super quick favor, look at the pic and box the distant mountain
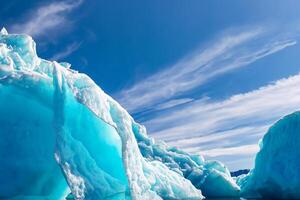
[230,169,250,177]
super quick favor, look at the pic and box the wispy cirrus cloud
[51,41,82,61]
[198,144,259,157]
[143,73,300,170]
[116,27,297,114]
[10,0,82,37]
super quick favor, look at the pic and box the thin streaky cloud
[10,0,82,37]
[167,125,268,150]
[189,144,259,157]
[116,27,297,114]
[153,98,194,111]
[51,42,82,61]
[147,74,300,140]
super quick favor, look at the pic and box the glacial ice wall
[237,112,300,199]
[0,29,239,200]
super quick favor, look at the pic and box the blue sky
[2,0,300,170]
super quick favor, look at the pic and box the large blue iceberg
[237,111,300,199]
[0,29,240,199]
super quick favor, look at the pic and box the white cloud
[197,144,259,157]
[168,125,267,151]
[116,27,297,114]
[10,0,82,37]
[153,98,194,111]
[143,73,300,169]
[51,42,82,61]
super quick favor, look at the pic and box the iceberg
[237,112,300,199]
[0,29,239,199]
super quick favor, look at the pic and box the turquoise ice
[237,112,300,199]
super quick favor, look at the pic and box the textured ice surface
[0,29,239,199]
[135,124,240,198]
[237,112,300,199]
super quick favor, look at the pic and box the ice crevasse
[0,29,240,199]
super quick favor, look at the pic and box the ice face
[53,67,131,200]
[237,112,300,199]
[0,30,239,200]
[0,83,69,199]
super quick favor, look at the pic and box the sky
[2,0,300,170]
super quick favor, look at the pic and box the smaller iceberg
[237,112,300,199]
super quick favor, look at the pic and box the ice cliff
[237,112,300,199]
[0,29,239,199]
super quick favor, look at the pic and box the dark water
[65,196,262,200]
[206,198,262,200]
